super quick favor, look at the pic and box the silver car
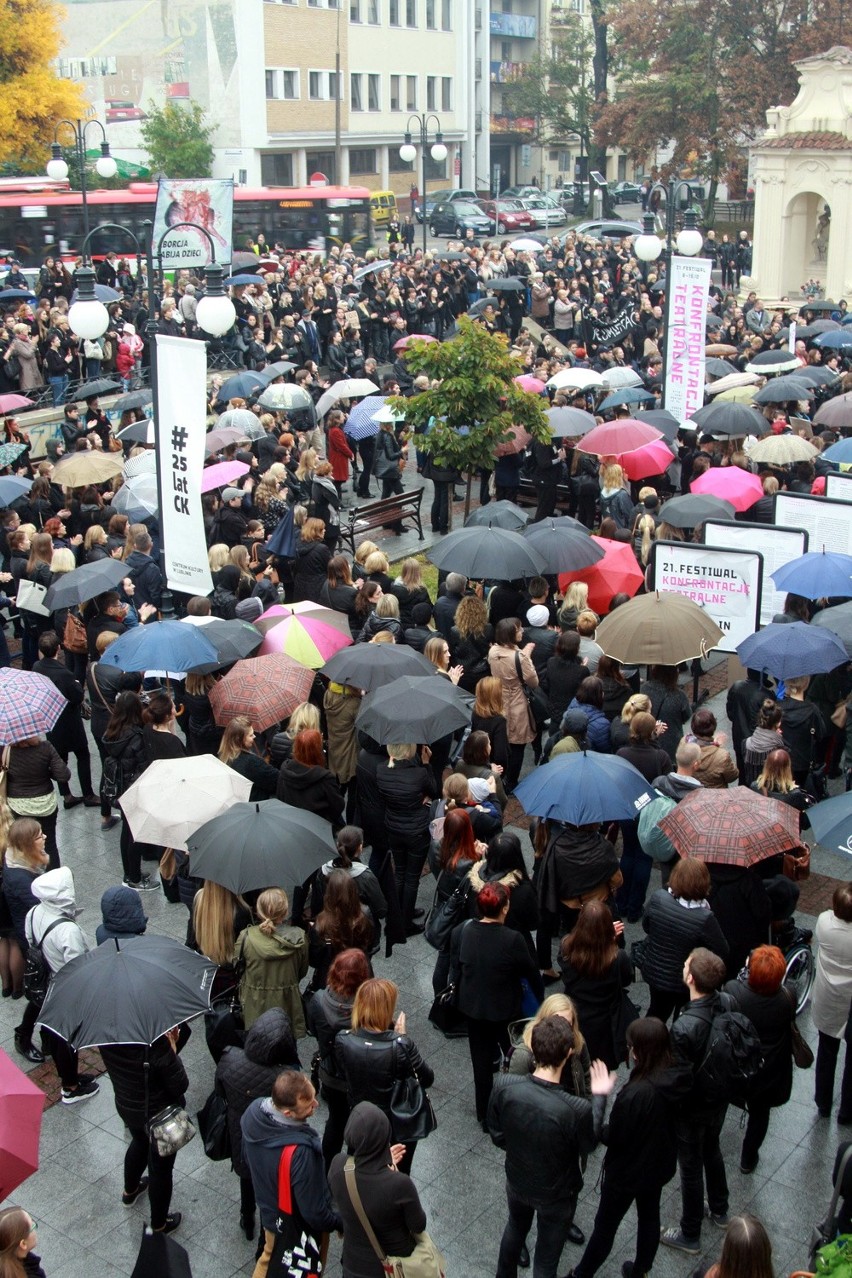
[520,195,568,228]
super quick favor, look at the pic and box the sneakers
[740,1152,760,1174]
[152,1213,181,1235]
[659,1227,700,1255]
[123,1177,149,1206]
[706,1204,730,1228]
[123,875,159,892]
[61,1076,100,1105]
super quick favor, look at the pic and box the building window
[389,0,399,22]
[424,152,446,180]
[389,149,415,172]
[306,150,337,181]
[351,0,361,17]
[426,0,435,25]
[349,148,377,174]
[426,76,436,110]
[350,72,363,109]
[265,70,276,98]
[406,0,416,24]
[266,69,299,99]
[368,73,380,110]
[390,74,400,110]
[441,76,451,110]
[329,70,341,98]
[406,74,417,109]
[501,40,512,60]
[308,0,319,6]
[367,0,379,19]
[261,153,294,185]
[441,0,451,28]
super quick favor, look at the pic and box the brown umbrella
[659,787,804,867]
[54,451,124,488]
[209,652,315,731]
[746,434,818,465]
[705,344,739,356]
[814,391,852,431]
[595,591,724,665]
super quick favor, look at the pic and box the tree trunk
[589,0,609,176]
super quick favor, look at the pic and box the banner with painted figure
[664,255,712,423]
[155,334,213,598]
[152,179,234,268]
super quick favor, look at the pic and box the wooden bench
[517,476,574,511]
[339,486,425,553]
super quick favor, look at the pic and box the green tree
[0,0,88,168]
[391,316,551,525]
[501,16,596,161]
[140,101,214,179]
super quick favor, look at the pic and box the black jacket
[670,991,728,1120]
[639,888,729,992]
[450,919,543,1022]
[95,885,147,944]
[32,656,86,750]
[124,550,163,610]
[102,727,149,796]
[293,540,332,604]
[335,1029,434,1136]
[487,1073,605,1204]
[706,864,772,978]
[241,1099,341,1234]
[227,750,280,802]
[449,624,493,692]
[100,1035,188,1129]
[277,759,345,828]
[543,655,586,724]
[375,759,437,839]
[215,1008,300,1178]
[598,1065,692,1192]
[616,741,673,783]
[560,949,634,1070]
[723,979,792,1107]
[307,985,356,1091]
[780,697,827,775]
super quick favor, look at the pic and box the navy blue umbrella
[514,751,655,824]
[99,620,219,673]
[0,288,37,302]
[216,372,265,403]
[771,551,852,601]
[813,331,852,350]
[736,621,848,681]
[808,792,852,855]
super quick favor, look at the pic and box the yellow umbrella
[54,451,124,488]
[714,385,757,404]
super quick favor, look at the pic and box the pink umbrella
[0,1047,45,1201]
[256,604,352,667]
[617,438,675,481]
[393,334,439,351]
[691,466,763,513]
[0,394,34,414]
[495,423,533,457]
[514,374,547,394]
[200,460,250,493]
[579,419,663,456]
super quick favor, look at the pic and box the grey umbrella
[428,526,546,580]
[188,800,336,894]
[523,521,605,573]
[465,500,530,531]
[546,406,597,436]
[689,402,765,437]
[753,377,814,405]
[489,277,525,291]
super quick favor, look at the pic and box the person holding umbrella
[376,743,438,936]
[218,717,280,802]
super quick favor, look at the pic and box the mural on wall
[56,0,241,152]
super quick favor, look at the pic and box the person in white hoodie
[25,867,100,1105]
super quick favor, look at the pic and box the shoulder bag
[342,1156,446,1278]
[423,873,471,952]
[784,985,815,1069]
[144,1055,196,1158]
[389,1039,437,1144]
[514,652,550,731]
[196,1083,231,1161]
[269,1143,324,1277]
[63,608,89,655]
[16,577,50,617]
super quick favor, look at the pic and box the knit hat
[561,709,589,739]
[468,777,493,803]
[526,605,550,628]
[235,597,263,623]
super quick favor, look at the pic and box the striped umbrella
[344,395,386,440]
[255,603,352,667]
[209,652,316,731]
[0,669,67,745]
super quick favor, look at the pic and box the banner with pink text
[664,255,712,423]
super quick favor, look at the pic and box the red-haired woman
[277,728,345,831]
[722,944,793,1173]
[559,900,634,1070]
[308,947,373,1168]
[450,881,544,1125]
[429,807,485,993]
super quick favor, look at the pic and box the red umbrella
[579,419,662,456]
[616,438,674,481]
[209,652,316,731]
[558,536,644,615]
[514,374,547,394]
[393,334,439,351]
[0,1047,46,1201]
[494,423,533,457]
[659,787,804,867]
[690,466,763,513]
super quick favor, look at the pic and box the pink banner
[664,255,712,424]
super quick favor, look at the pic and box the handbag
[428,983,467,1038]
[196,1086,231,1161]
[784,986,815,1068]
[805,726,829,803]
[270,1143,325,1277]
[783,844,811,882]
[424,875,471,952]
[147,1105,196,1157]
[389,1040,437,1143]
[514,652,549,731]
[16,577,50,617]
[63,608,89,654]
[343,1156,446,1278]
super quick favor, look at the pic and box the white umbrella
[547,368,604,391]
[218,408,265,440]
[602,367,643,389]
[123,451,157,479]
[119,755,253,852]
[510,237,546,252]
[704,372,760,397]
[315,378,380,419]
[372,404,406,423]
[745,434,818,464]
[112,473,158,519]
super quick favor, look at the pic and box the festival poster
[650,542,762,652]
[152,178,234,268]
[664,255,712,422]
[155,334,213,598]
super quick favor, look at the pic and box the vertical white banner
[788,321,797,355]
[664,255,712,423]
[155,335,214,599]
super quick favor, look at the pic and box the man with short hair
[653,740,703,803]
[660,947,730,1255]
[241,1070,341,1278]
[488,1016,614,1278]
[434,572,467,639]
[124,529,163,612]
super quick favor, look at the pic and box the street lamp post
[67,222,235,618]
[399,113,447,257]
[633,180,704,408]
[46,118,117,247]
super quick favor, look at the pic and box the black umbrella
[546,406,597,436]
[689,402,765,438]
[321,643,435,692]
[114,389,153,413]
[43,558,128,610]
[37,936,216,1049]
[70,283,120,304]
[634,409,680,441]
[523,521,605,573]
[753,377,814,405]
[117,418,156,443]
[489,277,525,291]
[186,618,265,673]
[658,493,736,528]
[73,377,123,400]
[356,675,471,745]
[745,350,801,373]
[468,296,500,316]
[796,367,841,387]
[436,250,470,261]
[187,799,336,894]
[427,526,546,580]
[0,288,37,302]
[257,360,297,380]
[801,299,838,313]
[705,358,739,377]
[465,499,530,531]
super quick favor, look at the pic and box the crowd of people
[0,226,851,1278]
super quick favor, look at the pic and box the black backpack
[695,998,763,1104]
[23,917,65,1008]
[100,754,124,804]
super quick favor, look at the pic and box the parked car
[105,101,146,124]
[520,195,568,228]
[610,181,643,205]
[501,185,543,200]
[429,200,493,238]
[478,199,538,233]
[415,188,480,223]
[571,219,644,241]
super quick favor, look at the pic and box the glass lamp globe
[430,142,448,163]
[676,225,704,256]
[196,294,236,338]
[68,300,110,339]
[95,153,118,180]
[399,143,417,164]
[46,156,69,181]
[634,233,662,262]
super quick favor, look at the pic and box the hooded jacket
[240,1096,341,1234]
[277,758,345,829]
[235,922,309,1034]
[124,549,163,611]
[216,1008,300,1178]
[329,1104,426,1278]
[652,772,703,803]
[565,698,611,753]
[25,867,89,973]
[95,885,147,945]
[780,697,827,775]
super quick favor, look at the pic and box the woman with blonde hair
[207,543,230,574]
[0,1207,43,1278]
[632,509,656,567]
[192,880,253,969]
[558,581,589,632]
[357,590,402,644]
[390,557,431,628]
[82,523,109,562]
[599,462,633,529]
[353,539,379,577]
[218,716,280,800]
[363,549,392,592]
[509,992,591,1097]
[235,887,308,1032]
[610,692,652,750]
[253,471,289,535]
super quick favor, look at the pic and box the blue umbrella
[0,288,37,302]
[822,438,852,464]
[597,387,655,412]
[736,621,848,681]
[344,394,386,440]
[0,475,31,504]
[771,551,852,600]
[514,751,656,824]
[0,442,28,469]
[224,274,265,286]
[99,620,219,673]
[216,372,265,403]
[807,792,852,855]
[813,331,852,350]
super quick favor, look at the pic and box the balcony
[490,112,536,134]
[489,11,537,37]
[490,59,527,83]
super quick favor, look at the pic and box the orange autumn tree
[0,0,88,168]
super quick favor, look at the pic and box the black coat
[375,759,437,840]
[100,1035,188,1129]
[723,979,793,1107]
[277,759,345,828]
[598,1065,692,1192]
[293,539,332,604]
[449,625,493,693]
[102,727,148,796]
[307,985,355,1090]
[559,949,634,1070]
[32,656,86,752]
[227,750,280,802]
[639,889,729,992]
[335,1029,434,1134]
[450,919,543,1022]
[706,864,772,979]
[215,1008,300,1178]
[543,655,586,724]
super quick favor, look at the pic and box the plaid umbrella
[0,668,67,744]
[659,786,804,867]
[209,652,316,731]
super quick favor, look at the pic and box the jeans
[467,1016,509,1122]
[616,819,652,921]
[676,1108,728,1241]
[388,830,429,929]
[124,1126,178,1230]
[575,1181,663,1278]
[48,376,67,406]
[816,1029,852,1117]
[497,1183,578,1278]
